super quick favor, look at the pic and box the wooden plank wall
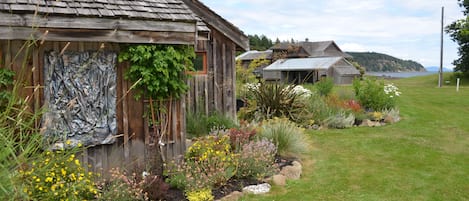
[0,40,186,176]
[187,30,237,119]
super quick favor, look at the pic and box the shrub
[353,78,400,111]
[165,135,237,192]
[305,91,336,125]
[0,68,15,111]
[227,122,257,152]
[236,138,277,180]
[97,168,146,201]
[315,77,334,96]
[241,82,310,124]
[97,168,169,201]
[206,112,238,131]
[18,147,99,201]
[258,118,308,157]
[325,112,355,129]
[186,188,214,201]
[186,111,237,139]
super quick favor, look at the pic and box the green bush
[18,147,99,201]
[353,78,400,111]
[305,91,336,125]
[240,82,310,124]
[165,135,237,192]
[325,112,355,129]
[315,77,334,96]
[236,138,277,180]
[258,118,308,157]
[186,111,237,139]
[0,68,15,111]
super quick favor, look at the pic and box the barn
[0,0,247,174]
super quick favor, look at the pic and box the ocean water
[366,71,439,78]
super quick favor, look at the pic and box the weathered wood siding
[187,30,237,119]
[0,40,186,175]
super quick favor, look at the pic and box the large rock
[218,191,243,201]
[242,183,271,194]
[360,119,382,127]
[280,165,302,180]
[292,161,302,168]
[272,174,287,186]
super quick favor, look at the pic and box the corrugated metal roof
[264,57,342,71]
[236,50,272,61]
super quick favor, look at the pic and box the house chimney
[305,38,309,42]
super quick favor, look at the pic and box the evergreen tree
[446,0,469,76]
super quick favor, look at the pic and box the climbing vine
[118,44,195,100]
[0,67,15,111]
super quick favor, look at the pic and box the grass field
[243,74,469,201]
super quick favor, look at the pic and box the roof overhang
[182,0,249,51]
[0,12,197,44]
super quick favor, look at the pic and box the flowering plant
[185,188,214,201]
[166,135,238,192]
[18,144,99,201]
[353,78,400,111]
[236,138,277,180]
[384,83,401,98]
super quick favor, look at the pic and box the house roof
[181,0,249,50]
[263,57,343,71]
[271,40,352,58]
[0,0,197,21]
[236,50,272,61]
[0,0,202,44]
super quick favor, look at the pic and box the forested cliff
[347,52,426,72]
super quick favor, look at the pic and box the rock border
[217,160,303,201]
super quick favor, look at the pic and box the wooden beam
[0,13,196,33]
[0,27,196,45]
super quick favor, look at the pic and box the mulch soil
[163,156,295,201]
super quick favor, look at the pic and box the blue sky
[200,0,465,69]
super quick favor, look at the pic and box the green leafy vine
[118,44,195,100]
[0,67,15,111]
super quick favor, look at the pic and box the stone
[360,119,381,127]
[185,139,194,150]
[384,115,400,124]
[292,161,302,168]
[272,174,287,186]
[280,165,302,180]
[242,183,271,194]
[218,191,244,201]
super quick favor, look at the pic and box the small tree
[446,0,469,77]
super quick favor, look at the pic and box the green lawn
[243,74,469,201]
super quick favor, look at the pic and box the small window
[191,52,207,74]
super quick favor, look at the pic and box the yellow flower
[66,140,71,145]
[74,159,80,166]
[45,177,53,183]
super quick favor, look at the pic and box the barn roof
[0,0,196,22]
[0,0,203,44]
[271,40,352,58]
[263,57,343,71]
[236,50,272,61]
[181,0,249,50]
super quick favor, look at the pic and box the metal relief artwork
[43,51,117,147]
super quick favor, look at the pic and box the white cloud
[200,0,464,68]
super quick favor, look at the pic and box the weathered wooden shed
[182,0,249,119]
[0,0,230,174]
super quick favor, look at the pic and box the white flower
[384,83,401,98]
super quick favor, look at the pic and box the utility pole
[439,6,444,88]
